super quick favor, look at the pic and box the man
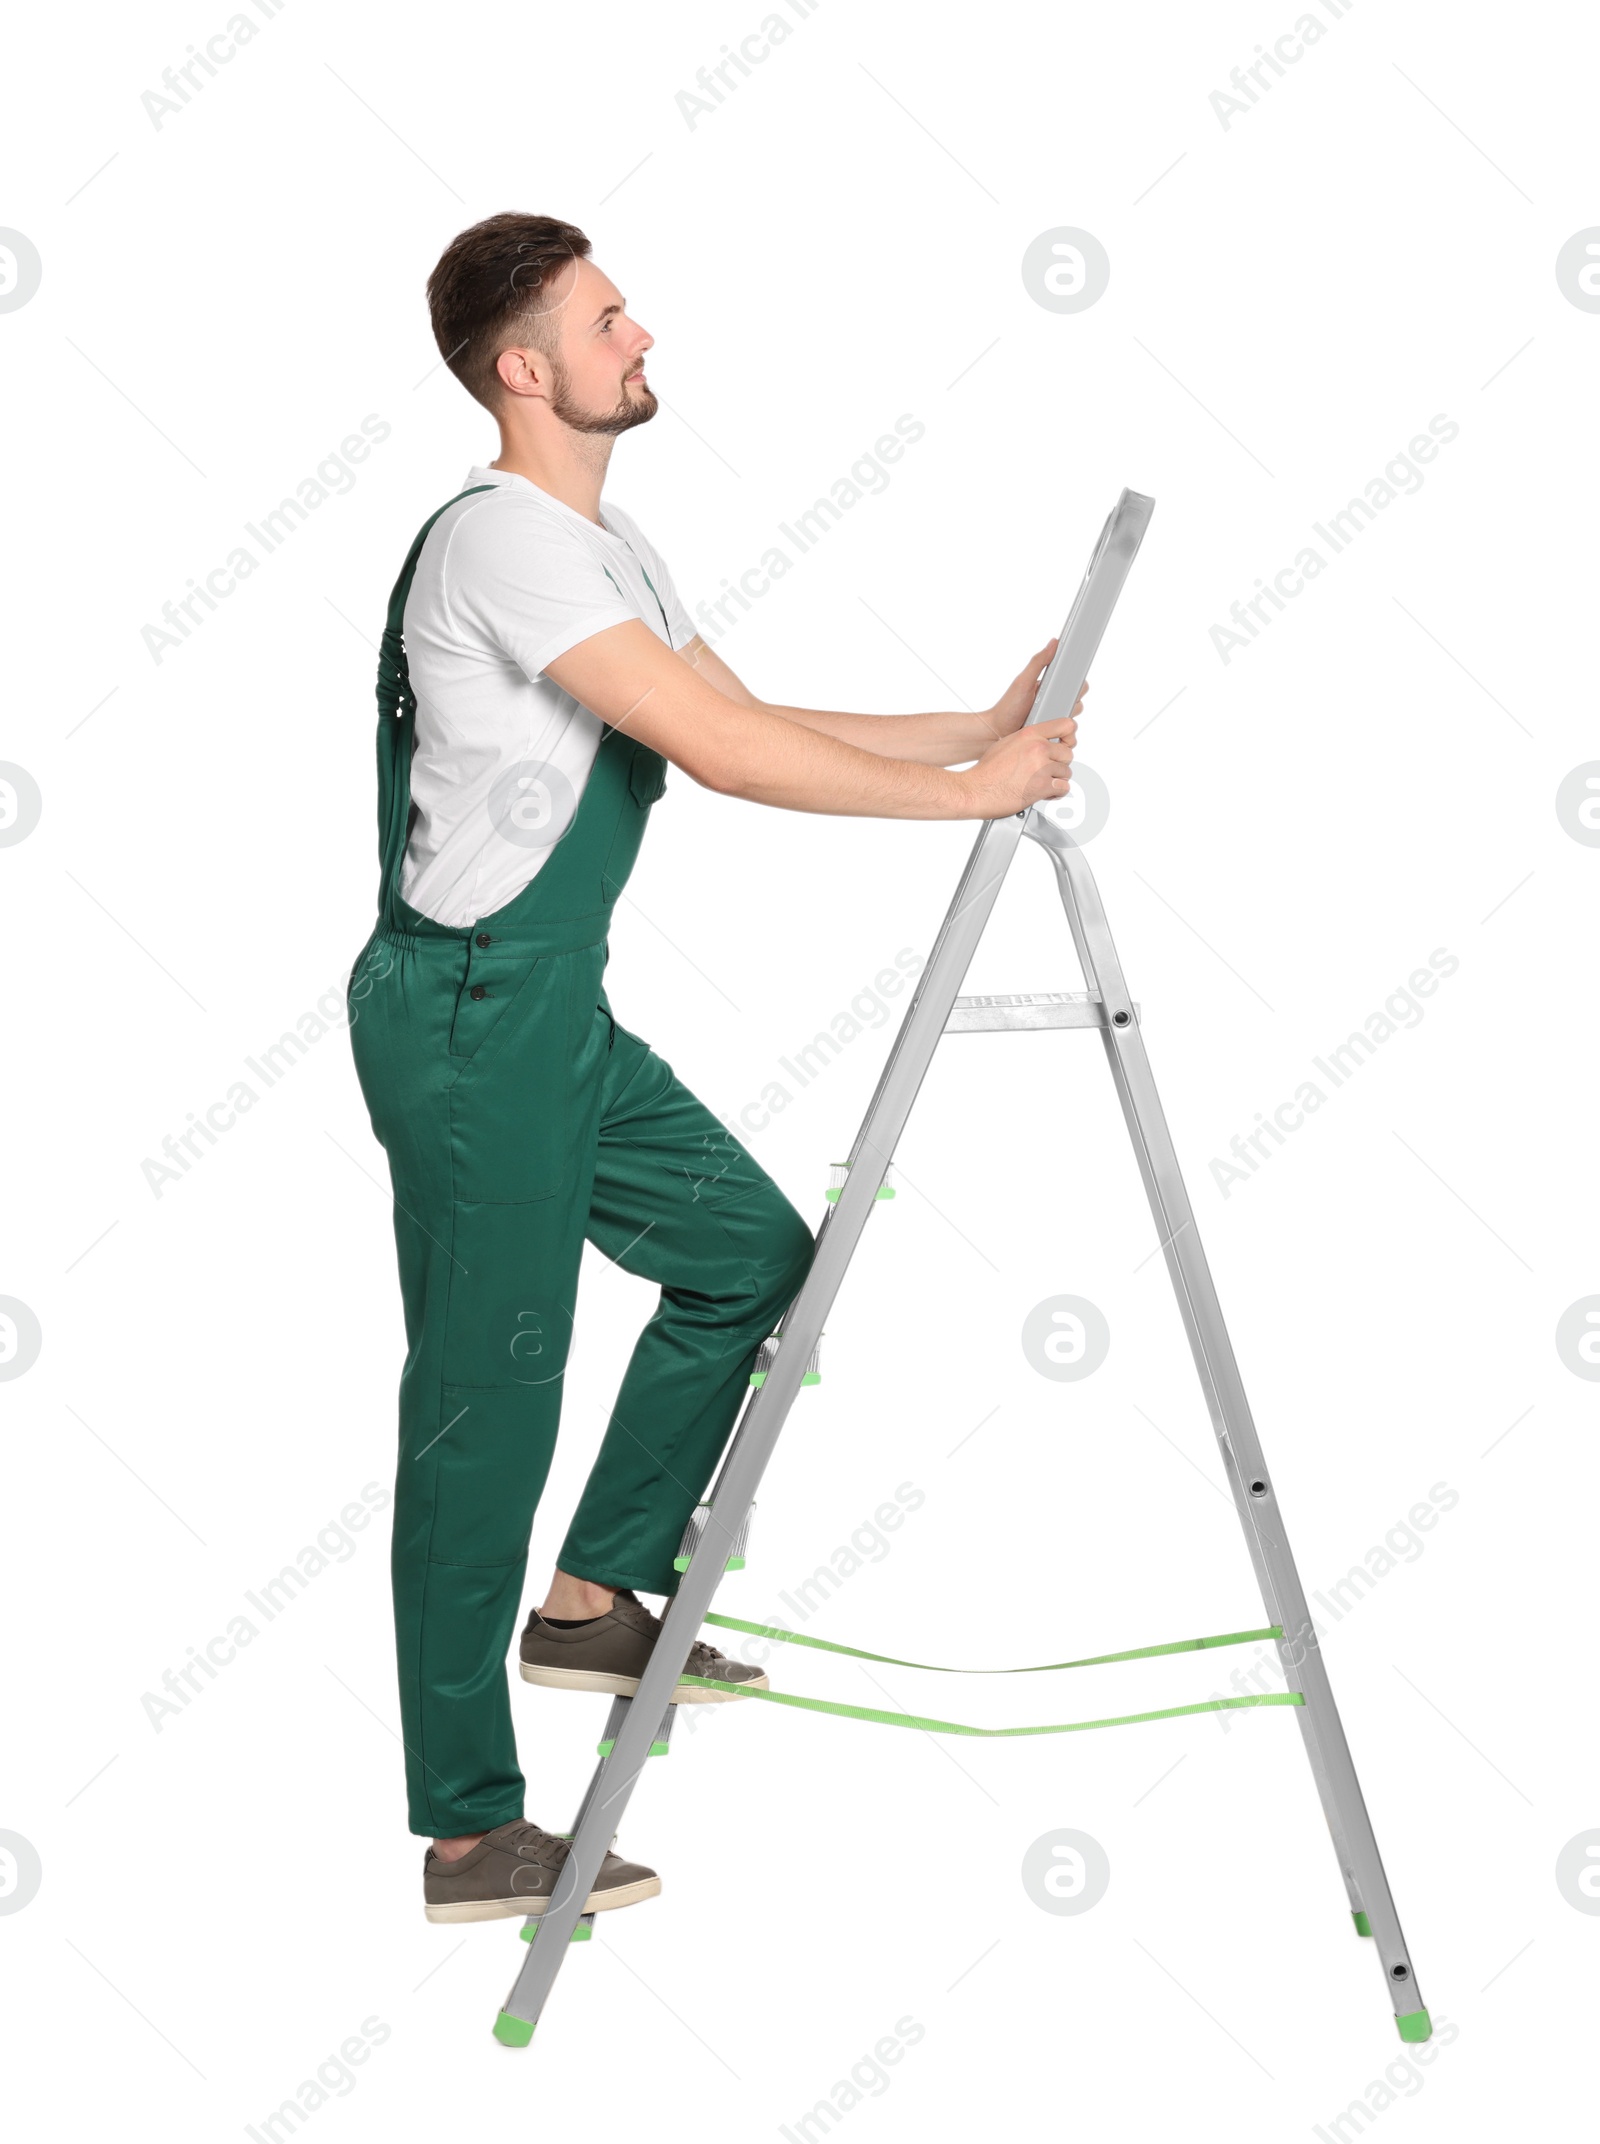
[346,212,1081,1927]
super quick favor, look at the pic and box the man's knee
[764,1194,816,1311]
[685,1164,814,1323]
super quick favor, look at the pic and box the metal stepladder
[494,488,1430,2048]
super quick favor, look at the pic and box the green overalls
[346,491,815,1838]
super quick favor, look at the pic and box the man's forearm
[551,620,1073,821]
[756,701,1001,767]
[677,636,1006,765]
[704,711,979,818]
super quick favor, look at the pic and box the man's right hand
[955,708,1079,819]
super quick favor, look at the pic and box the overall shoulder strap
[375,485,496,720]
[371,484,495,925]
[600,549,674,644]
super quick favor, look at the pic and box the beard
[547,352,658,437]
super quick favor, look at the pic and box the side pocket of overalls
[446,954,572,1204]
[439,947,606,1419]
[345,932,399,1148]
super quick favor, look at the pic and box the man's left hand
[986,638,1087,739]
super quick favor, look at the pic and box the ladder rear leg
[1032,820,1430,2041]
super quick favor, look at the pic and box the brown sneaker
[519,1589,770,1704]
[422,1820,660,1924]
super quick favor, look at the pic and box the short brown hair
[427,212,592,411]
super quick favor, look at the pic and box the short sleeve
[645,548,697,649]
[602,505,698,650]
[443,496,637,681]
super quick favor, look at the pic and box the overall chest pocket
[628,747,668,806]
[601,747,668,901]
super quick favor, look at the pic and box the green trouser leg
[352,930,813,1837]
[558,1016,815,1593]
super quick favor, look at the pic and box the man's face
[531,255,656,436]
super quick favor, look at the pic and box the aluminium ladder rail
[495,489,1429,2047]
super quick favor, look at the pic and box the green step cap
[1352,1910,1372,1938]
[519,1917,592,1944]
[493,2011,535,2048]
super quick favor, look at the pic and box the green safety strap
[678,1677,1303,1738]
[702,1612,1282,1677]
[683,1615,1297,1739]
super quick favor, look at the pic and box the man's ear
[496,346,548,401]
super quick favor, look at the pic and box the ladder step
[749,1334,821,1388]
[825,1161,896,1203]
[599,1701,676,1759]
[674,1500,754,1573]
[945,990,1138,1033]
[520,1912,595,1944]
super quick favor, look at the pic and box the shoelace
[498,1820,567,1864]
[614,1595,744,1677]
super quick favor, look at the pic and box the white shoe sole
[425,1875,661,1924]
[518,1662,769,1703]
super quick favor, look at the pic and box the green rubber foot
[1395,2008,1432,2044]
[1352,1911,1372,1938]
[493,2011,535,2048]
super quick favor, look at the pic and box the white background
[2,1,1596,2136]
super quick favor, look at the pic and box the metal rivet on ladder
[1391,1964,1410,1980]
[1249,1479,1268,1496]
[1112,1009,1130,1025]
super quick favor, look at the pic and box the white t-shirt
[398,465,696,926]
